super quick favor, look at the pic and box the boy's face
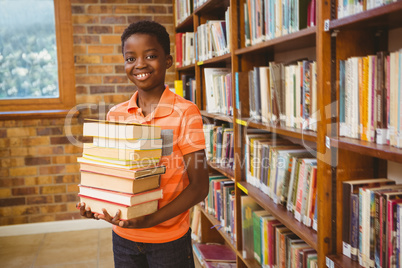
[123,33,173,92]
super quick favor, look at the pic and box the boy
[77,20,209,267]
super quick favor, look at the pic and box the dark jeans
[112,229,195,268]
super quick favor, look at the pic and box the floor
[0,228,114,268]
[0,226,203,268]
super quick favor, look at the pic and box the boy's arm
[99,149,209,228]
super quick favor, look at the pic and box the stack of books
[77,119,166,220]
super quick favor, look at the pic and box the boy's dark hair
[121,20,170,56]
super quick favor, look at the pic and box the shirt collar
[127,85,175,120]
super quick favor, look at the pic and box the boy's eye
[126,57,135,62]
[146,55,157,60]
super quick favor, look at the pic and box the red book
[175,32,183,68]
[78,194,158,220]
[194,243,236,263]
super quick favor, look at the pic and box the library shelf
[237,181,318,251]
[194,0,230,16]
[198,206,237,250]
[175,14,193,32]
[239,118,317,143]
[200,110,233,123]
[235,26,316,55]
[176,63,196,72]
[197,53,231,66]
[207,161,234,179]
[199,204,261,268]
[326,254,362,268]
[330,137,402,164]
[329,1,402,31]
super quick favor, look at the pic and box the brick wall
[0,0,174,226]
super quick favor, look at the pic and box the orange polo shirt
[107,86,206,243]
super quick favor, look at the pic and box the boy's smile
[123,33,172,93]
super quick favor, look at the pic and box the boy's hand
[76,202,97,219]
[98,209,152,228]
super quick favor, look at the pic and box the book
[83,119,162,140]
[174,79,184,97]
[78,185,163,206]
[204,68,231,114]
[77,156,160,170]
[79,195,158,220]
[175,32,184,68]
[194,243,236,263]
[92,137,163,150]
[78,162,166,179]
[80,154,160,168]
[252,210,270,264]
[241,195,262,259]
[82,143,162,161]
[79,171,161,194]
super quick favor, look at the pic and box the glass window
[0,0,59,100]
[0,0,75,117]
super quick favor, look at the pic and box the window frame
[0,0,76,118]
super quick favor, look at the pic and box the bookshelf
[174,0,402,267]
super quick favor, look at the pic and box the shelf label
[326,257,334,268]
[237,182,248,194]
[197,61,204,66]
[235,119,248,126]
[324,19,330,32]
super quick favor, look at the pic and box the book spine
[397,204,402,268]
[369,190,376,267]
[342,183,352,258]
[339,60,347,136]
[375,192,382,267]
[351,193,359,261]
[359,187,364,266]
[387,200,394,267]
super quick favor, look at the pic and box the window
[0,0,75,117]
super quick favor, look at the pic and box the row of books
[245,131,318,230]
[173,74,196,103]
[342,178,402,268]
[244,0,316,47]
[236,60,317,131]
[201,175,236,241]
[77,119,166,220]
[197,13,231,62]
[204,68,233,116]
[203,123,235,170]
[174,0,192,26]
[241,195,318,267]
[337,0,396,19]
[339,49,402,146]
[175,32,195,68]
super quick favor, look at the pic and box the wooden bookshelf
[176,63,196,72]
[174,0,402,267]
[194,0,230,15]
[331,137,402,164]
[325,2,402,268]
[329,1,402,30]
[326,254,362,268]
[207,161,235,179]
[197,53,231,66]
[235,26,317,55]
[243,118,318,143]
[200,110,233,123]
